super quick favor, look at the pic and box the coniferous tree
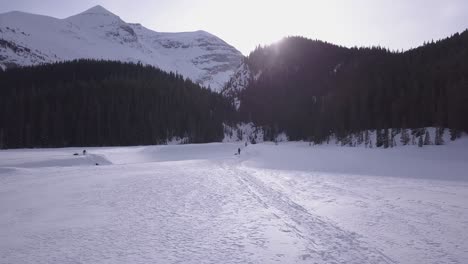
[383,129,390,149]
[357,132,364,146]
[390,129,397,148]
[435,128,445,145]
[401,128,410,145]
[449,129,461,141]
[424,130,432,145]
[0,129,4,149]
[364,130,370,147]
[376,130,383,148]
[0,60,236,148]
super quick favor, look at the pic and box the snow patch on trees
[253,70,263,81]
[222,125,462,149]
[223,123,264,143]
[166,136,190,145]
[324,128,461,148]
[275,132,289,143]
[221,62,252,109]
[333,63,342,74]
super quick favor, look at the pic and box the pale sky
[1,0,467,55]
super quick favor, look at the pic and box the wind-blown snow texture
[0,5,243,91]
[1,141,468,264]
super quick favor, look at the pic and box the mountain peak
[66,5,121,24]
[1,5,243,91]
[79,5,115,16]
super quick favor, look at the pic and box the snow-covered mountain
[0,5,243,91]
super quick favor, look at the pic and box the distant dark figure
[238,148,241,155]
[245,142,248,147]
[83,149,87,155]
[95,163,99,166]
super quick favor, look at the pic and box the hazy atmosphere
[1,0,467,54]
[1,1,467,263]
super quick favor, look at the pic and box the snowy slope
[1,141,467,263]
[221,62,252,108]
[0,5,243,91]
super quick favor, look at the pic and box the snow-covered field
[1,141,468,264]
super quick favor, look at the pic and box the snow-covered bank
[242,139,468,181]
[0,141,467,263]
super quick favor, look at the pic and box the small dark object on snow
[245,142,248,147]
[238,148,241,155]
[73,153,79,156]
[83,149,87,155]
[95,163,99,166]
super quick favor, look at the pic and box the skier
[245,141,248,147]
[83,149,87,155]
[238,148,241,155]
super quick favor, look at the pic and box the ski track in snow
[226,162,394,263]
[0,142,467,263]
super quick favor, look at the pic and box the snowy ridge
[0,5,243,91]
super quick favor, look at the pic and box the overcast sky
[1,0,467,54]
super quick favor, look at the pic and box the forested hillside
[0,60,236,148]
[2,30,468,149]
[239,31,468,142]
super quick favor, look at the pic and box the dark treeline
[0,60,236,148]
[239,31,468,142]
